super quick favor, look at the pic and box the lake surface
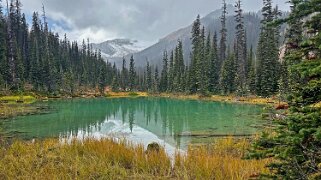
[2,97,264,150]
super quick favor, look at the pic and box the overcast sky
[7,0,290,46]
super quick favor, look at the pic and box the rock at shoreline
[146,142,161,153]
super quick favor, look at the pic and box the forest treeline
[1,0,284,97]
[0,0,321,178]
[112,0,284,98]
[0,0,120,94]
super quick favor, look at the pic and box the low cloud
[6,0,289,46]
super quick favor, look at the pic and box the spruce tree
[251,0,321,178]
[168,50,174,92]
[247,45,256,94]
[145,60,152,92]
[208,32,220,93]
[219,0,228,66]
[160,50,168,92]
[220,48,237,94]
[6,0,18,89]
[0,1,8,89]
[189,15,201,93]
[153,67,159,93]
[128,55,136,91]
[234,0,247,95]
[121,57,128,91]
[198,26,207,95]
[255,0,281,97]
[205,32,212,92]
[173,40,185,92]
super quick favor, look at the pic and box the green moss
[128,92,139,96]
[0,96,36,104]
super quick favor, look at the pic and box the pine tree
[21,13,29,80]
[97,50,107,93]
[6,0,18,89]
[0,1,8,89]
[153,67,159,93]
[29,12,41,90]
[208,32,220,93]
[168,50,174,92]
[189,15,201,93]
[205,32,211,89]
[219,0,228,66]
[198,26,207,95]
[220,49,236,94]
[247,45,256,93]
[128,55,136,91]
[251,0,321,178]
[234,0,247,95]
[255,0,280,97]
[121,57,128,91]
[173,40,185,92]
[145,60,152,92]
[159,50,168,92]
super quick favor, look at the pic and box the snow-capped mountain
[91,39,143,59]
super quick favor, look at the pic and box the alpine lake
[1,97,265,152]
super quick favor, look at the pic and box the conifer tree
[0,1,8,89]
[205,32,212,90]
[128,55,136,91]
[98,50,107,93]
[160,50,168,92]
[198,26,207,95]
[208,32,220,93]
[220,49,237,94]
[234,0,247,95]
[145,60,152,92]
[251,0,321,178]
[219,0,228,65]
[6,0,18,89]
[153,67,159,93]
[189,15,201,93]
[121,57,128,91]
[168,50,174,92]
[255,0,280,97]
[247,45,256,93]
[173,40,185,92]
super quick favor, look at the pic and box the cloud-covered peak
[9,0,289,46]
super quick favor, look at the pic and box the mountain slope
[91,39,143,59]
[109,5,284,68]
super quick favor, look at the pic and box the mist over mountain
[101,4,285,68]
[91,39,143,59]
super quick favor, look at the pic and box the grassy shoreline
[154,93,286,105]
[0,92,286,120]
[0,93,274,178]
[105,91,287,106]
[0,91,285,105]
[0,137,271,179]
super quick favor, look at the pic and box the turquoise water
[2,97,264,149]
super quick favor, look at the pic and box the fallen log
[175,133,253,138]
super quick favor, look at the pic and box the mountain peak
[91,38,143,59]
[205,4,235,20]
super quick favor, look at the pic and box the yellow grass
[174,137,271,179]
[0,138,270,179]
[0,104,39,119]
[157,93,283,105]
[312,101,321,108]
[0,95,36,104]
[106,91,148,98]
